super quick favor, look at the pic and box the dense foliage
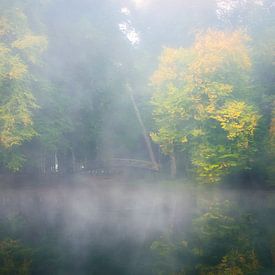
[151,30,260,182]
[0,0,274,185]
[151,194,274,274]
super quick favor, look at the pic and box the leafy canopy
[151,30,259,183]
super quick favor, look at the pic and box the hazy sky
[132,0,149,9]
[131,0,264,10]
[133,0,144,5]
[119,6,140,45]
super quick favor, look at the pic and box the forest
[0,0,274,274]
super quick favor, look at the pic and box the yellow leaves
[151,67,178,86]
[0,10,48,78]
[205,249,261,275]
[0,34,47,80]
[190,53,222,76]
[0,8,45,151]
[151,30,250,127]
[159,48,181,64]
[206,83,233,98]
[194,103,207,120]
[0,17,11,36]
[181,136,188,143]
[190,129,204,137]
[12,34,48,63]
[0,131,24,148]
[0,43,10,55]
[215,101,246,123]
[191,144,241,183]
[151,47,191,87]
[213,101,259,146]
[151,29,259,183]
[21,112,32,126]
[0,45,27,79]
[12,34,46,50]
[269,101,275,152]
[0,91,38,148]
[8,56,27,79]
[206,104,215,114]
[159,47,192,68]
[270,117,275,142]
[0,127,36,148]
[193,29,251,75]
[191,82,233,119]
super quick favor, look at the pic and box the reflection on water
[0,177,274,274]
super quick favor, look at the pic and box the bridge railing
[109,158,159,171]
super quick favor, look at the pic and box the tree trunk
[54,151,58,172]
[40,151,46,175]
[127,83,159,171]
[71,148,76,173]
[271,234,275,269]
[170,153,177,179]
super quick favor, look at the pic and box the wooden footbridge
[87,158,159,176]
[110,158,159,171]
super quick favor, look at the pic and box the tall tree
[0,5,47,171]
[151,30,259,182]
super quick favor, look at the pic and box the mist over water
[0,177,273,274]
[0,178,189,272]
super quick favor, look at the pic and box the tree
[151,198,263,274]
[221,0,275,184]
[151,30,259,182]
[0,6,47,171]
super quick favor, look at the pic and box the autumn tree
[151,30,259,182]
[0,6,47,171]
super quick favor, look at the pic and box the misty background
[0,0,274,274]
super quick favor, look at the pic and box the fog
[0,178,193,274]
[0,0,275,274]
[0,176,273,274]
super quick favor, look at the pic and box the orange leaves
[151,47,192,87]
[151,29,255,130]
[192,29,251,76]
[151,29,259,182]
[151,29,251,95]
[151,66,178,87]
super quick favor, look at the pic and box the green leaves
[0,6,47,170]
[151,30,259,183]
[0,239,33,274]
[191,144,241,183]
[0,88,38,148]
